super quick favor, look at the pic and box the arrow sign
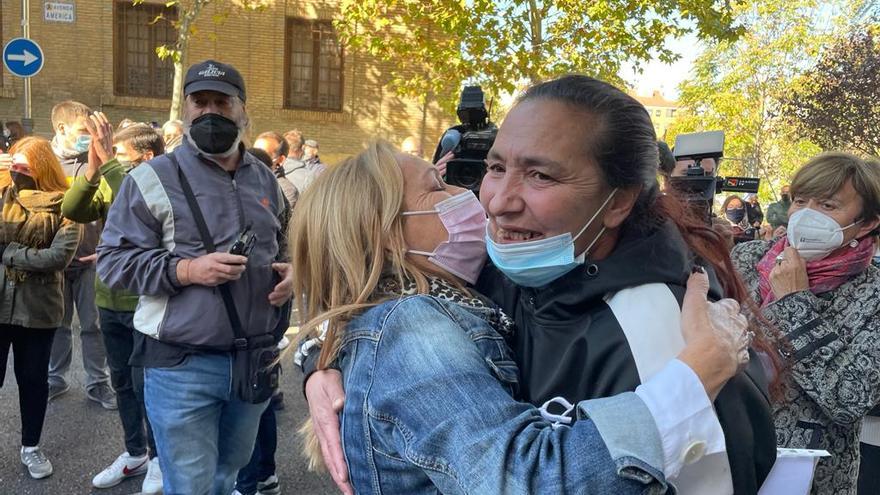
[3,38,45,78]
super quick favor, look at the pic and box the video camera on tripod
[669,130,760,221]
[432,86,498,193]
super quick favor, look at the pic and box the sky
[621,32,703,101]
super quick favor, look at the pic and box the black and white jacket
[476,220,776,495]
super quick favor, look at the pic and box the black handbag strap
[168,152,248,350]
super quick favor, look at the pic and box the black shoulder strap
[167,152,248,349]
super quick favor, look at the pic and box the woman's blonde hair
[290,139,447,369]
[8,137,68,193]
[791,151,880,222]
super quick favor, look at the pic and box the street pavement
[0,333,338,495]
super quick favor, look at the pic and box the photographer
[96,60,293,494]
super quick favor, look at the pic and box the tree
[783,27,880,157]
[133,0,268,121]
[334,0,743,111]
[666,0,854,201]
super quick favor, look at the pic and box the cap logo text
[198,64,226,78]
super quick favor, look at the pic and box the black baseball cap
[184,60,246,102]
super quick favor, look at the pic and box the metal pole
[21,0,33,133]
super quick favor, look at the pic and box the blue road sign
[3,38,44,78]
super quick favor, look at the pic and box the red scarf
[757,236,875,306]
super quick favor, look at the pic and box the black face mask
[781,194,791,202]
[187,113,240,155]
[726,208,746,223]
[11,171,37,192]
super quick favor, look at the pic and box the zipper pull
[232,179,238,191]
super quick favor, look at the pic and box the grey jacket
[282,157,319,193]
[0,219,81,329]
[97,142,289,350]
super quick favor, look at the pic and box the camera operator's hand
[434,151,453,179]
[177,252,247,287]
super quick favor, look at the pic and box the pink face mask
[401,190,488,284]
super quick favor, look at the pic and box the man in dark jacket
[766,185,792,230]
[47,100,115,410]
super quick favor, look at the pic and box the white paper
[758,449,830,495]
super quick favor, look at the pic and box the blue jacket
[96,141,288,349]
[338,294,671,494]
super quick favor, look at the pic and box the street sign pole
[21,0,33,133]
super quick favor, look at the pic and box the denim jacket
[337,295,672,494]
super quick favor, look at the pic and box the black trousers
[859,442,880,495]
[0,324,57,447]
[99,308,156,458]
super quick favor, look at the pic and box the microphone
[436,129,461,162]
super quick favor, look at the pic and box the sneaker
[87,383,118,410]
[271,391,285,411]
[92,452,148,489]
[141,457,163,494]
[257,474,281,495]
[20,447,53,479]
[47,381,70,401]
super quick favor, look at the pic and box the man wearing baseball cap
[97,60,293,494]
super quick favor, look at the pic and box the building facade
[0,0,451,163]
[633,90,679,140]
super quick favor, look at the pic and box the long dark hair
[518,75,784,393]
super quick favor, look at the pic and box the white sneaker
[92,451,148,489]
[20,446,53,479]
[141,457,163,494]
[257,474,281,495]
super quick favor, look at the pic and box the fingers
[306,370,350,493]
[682,269,710,315]
[210,252,248,265]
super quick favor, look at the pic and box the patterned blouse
[732,240,880,495]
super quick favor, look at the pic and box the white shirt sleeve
[634,358,726,478]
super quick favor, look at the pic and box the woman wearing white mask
[732,152,880,495]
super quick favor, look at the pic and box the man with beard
[97,60,294,494]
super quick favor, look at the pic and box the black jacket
[476,220,776,495]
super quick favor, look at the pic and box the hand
[305,369,352,495]
[181,252,248,286]
[84,112,114,183]
[769,247,809,299]
[773,226,787,239]
[678,269,751,400]
[0,153,11,171]
[268,262,293,306]
[434,151,454,178]
[77,253,98,264]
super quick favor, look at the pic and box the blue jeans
[235,404,278,494]
[144,352,268,495]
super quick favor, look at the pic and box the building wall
[0,0,451,163]
[633,91,679,140]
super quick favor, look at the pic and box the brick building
[0,0,451,163]
[632,90,679,140]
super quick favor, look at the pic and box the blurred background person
[47,101,115,410]
[722,195,759,244]
[766,184,792,231]
[249,146,298,209]
[282,130,319,193]
[2,121,27,153]
[732,152,880,495]
[744,193,764,228]
[0,137,82,479]
[162,120,184,152]
[302,139,327,174]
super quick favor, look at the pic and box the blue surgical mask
[486,189,617,288]
[73,134,91,153]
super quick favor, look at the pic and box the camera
[228,225,256,257]
[432,86,498,193]
[668,131,760,221]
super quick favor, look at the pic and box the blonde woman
[293,140,751,494]
[732,152,880,494]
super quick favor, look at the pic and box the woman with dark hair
[0,136,81,479]
[304,75,778,494]
[723,195,759,244]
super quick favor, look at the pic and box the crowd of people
[0,58,878,495]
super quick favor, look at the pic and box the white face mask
[786,208,859,261]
